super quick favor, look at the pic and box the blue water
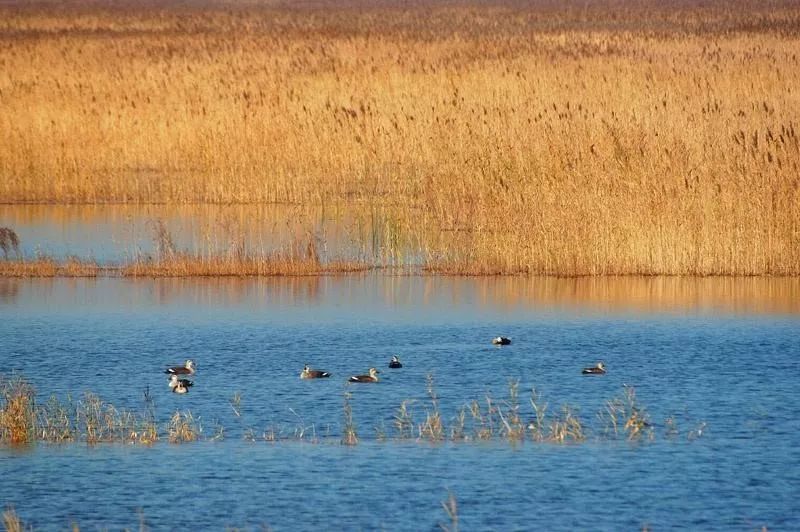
[1,276,799,530]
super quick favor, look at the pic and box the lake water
[1,274,799,530]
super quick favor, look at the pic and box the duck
[388,355,403,369]
[165,359,196,375]
[300,364,331,379]
[349,367,380,383]
[492,336,512,346]
[169,374,194,393]
[582,362,606,375]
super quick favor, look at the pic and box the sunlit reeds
[0,2,798,275]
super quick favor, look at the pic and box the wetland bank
[1,0,800,530]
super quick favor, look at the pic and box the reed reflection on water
[2,274,798,315]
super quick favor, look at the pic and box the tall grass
[0,2,798,275]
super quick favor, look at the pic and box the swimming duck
[388,355,403,369]
[300,364,331,379]
[582,362,606,375]
[492,336,512,346]
[349,368,380,383]
[169,374,194,393]
[165,359,196,375]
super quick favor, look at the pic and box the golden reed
[1,1,798,275]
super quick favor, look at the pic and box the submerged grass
[1,2,799,275]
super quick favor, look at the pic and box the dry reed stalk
[439,492,459,532]
[393,399,415,440]
[2,506,24,532]
[449,406,468,442]
[420,374,445,442]
[498,379,525,442]
[528,387,549,442]
[1,3,798,275]
[341,390,358,445]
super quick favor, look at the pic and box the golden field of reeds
[1,0,799,275]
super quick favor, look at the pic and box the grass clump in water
[168,411,200,443]
[0,376,36,445]
[599,385,653,441]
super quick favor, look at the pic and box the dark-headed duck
[349,368,380,383]
[492,336,512,346]
[301,364,331,379]
[582,362,606,375]
[388,355,403,369]
[165,359,196,375]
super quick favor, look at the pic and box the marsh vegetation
[1,1,798,275]
[1,373,701,447]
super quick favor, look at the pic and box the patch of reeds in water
[1,373,702,447]
[168,411,200,444]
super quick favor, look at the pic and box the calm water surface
[1,275,799,530]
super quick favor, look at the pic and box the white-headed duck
[349,368,380,383]
[582,362,606,375]
[165,359,196,375]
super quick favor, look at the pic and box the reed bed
[1,1,798,275]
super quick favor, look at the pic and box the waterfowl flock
[163,340,606,395]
